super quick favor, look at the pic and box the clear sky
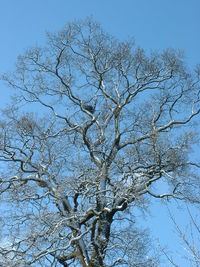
[0,1,200,266]
[1,0,200,105]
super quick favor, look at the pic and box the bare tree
[0,18,200,266]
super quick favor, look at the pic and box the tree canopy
[0,18,200,266]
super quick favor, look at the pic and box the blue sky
[1,0,200,105]
[0,1,200,266]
